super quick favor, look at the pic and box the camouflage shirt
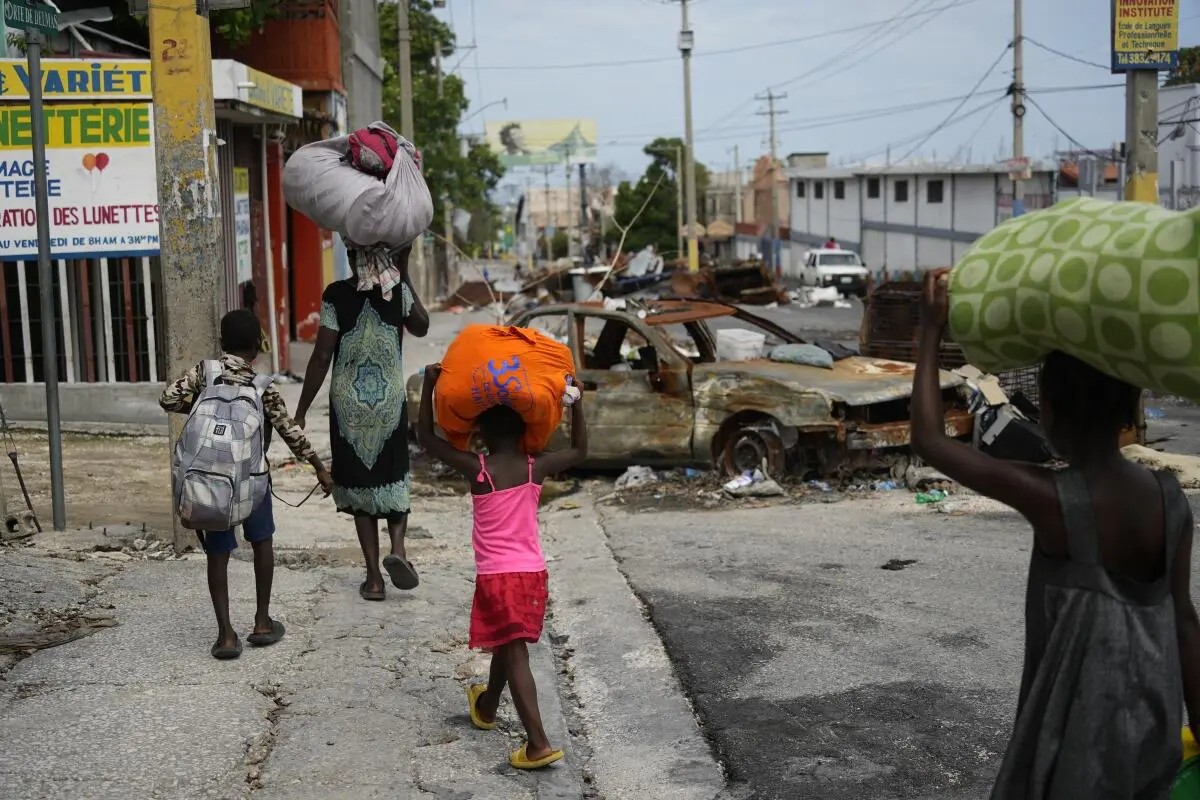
[158,353,316,463]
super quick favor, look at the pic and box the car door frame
[566,307,696,465]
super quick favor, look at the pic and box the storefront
[211,60,303,374]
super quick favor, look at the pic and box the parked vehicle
[801,249,869,297]
[408,299,972,479]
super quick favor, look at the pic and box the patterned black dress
[319,279,413,521]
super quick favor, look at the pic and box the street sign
[4,0,59,35]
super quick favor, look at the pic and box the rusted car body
[406,300,972,478]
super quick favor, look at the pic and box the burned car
[407,300,972,478]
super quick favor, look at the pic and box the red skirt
[469,570,549,650]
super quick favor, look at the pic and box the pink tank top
[471,454,545,575]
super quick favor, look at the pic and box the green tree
[377,1,505,238]
[68,0,277,49]
[1165,46,1200,86]
[606,138,709,257]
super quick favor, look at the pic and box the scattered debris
[723,470,784,498]
[1122,445,1200,489]
[915,490,948,505]
[881,559,918,571]
[615,466,658,490]
[904,465,953,493]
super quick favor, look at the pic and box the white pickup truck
[800,249,869,297]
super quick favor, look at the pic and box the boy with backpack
[160,310,332,660]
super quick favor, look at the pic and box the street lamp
[461,97,508,126]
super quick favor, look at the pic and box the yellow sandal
[467,684,497,731]
[509,743,564,770]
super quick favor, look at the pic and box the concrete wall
[1,384,166,434]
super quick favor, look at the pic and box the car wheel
[719,419,788,478]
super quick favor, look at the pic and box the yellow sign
[1111,0,1180,71]
[0,59,152,100]
[243,66,301,118]
[0,104,153,150]
[484,118,597,167]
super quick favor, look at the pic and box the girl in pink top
[417,363,587,771]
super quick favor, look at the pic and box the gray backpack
[172,360,273,531]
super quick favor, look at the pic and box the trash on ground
[935,500,969,516]
[915,490,948,504]
[977,404,1054,463]
[723,469,785,498]
[809,480,833,493]
[873,480,899,491]
[881,558,918,571]
[904,465,952,492]
[615,465,658,490]
[1122,445,1200,489]
[684,467,704,479]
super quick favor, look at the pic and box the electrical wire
[895,43,1012,163]
[469,0,488,126]
[842,96,1006,164]
[1023,93,1120,161]
[1023,37,1110,71]
[470,0,978,73]
[951,99,1005,161]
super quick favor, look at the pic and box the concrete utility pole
[1124,71,1160,202]
[397,0,430,300]
[564,155,573,259]
[542,165,553,263]
[524,175,534,272]
[1010,0,1026,217]
[757,90,787,279]
[579,163,590,265]
[675,146,684,260]
[434,39,454,294]
[732,144,742,223]
[677,0,699,272]
[149,0,223,551]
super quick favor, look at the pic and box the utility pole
[757,90,787,279]
[524,175,534,272]
[675,146,684,261]
[564,154,573,260]
[434,39,456,295]
[579,163,590,265]
[732,144,742,223]
[397,0,430,300]
[1011,0,1026,217]
[1123,73,1160,204]
[149,0,223,551]
[542,165,553,263]
[677,0,699,272]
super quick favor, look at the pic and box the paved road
[597,492,1200,800]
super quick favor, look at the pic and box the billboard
[0,59,159,260]
[1111,0,1180,72]
[484,118,597,167]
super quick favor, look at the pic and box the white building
[1160,82,1200,209]
[787,161,1056,278]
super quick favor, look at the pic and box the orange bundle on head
[434,324,576,454]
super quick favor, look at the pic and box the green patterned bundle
[948,197,1200,399]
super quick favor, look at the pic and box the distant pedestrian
[911,269,1200,798]
[416,364,587,771]
[824,237,838,249]
[160,310,332,660]
[294,245,429,601]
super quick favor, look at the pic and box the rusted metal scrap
[669,262,788,306]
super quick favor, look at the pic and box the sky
[442,0,1200,191]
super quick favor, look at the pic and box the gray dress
[991,468,1185,799]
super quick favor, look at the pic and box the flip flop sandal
[359,581,386,601]
[247,619,286,648]
[383,554,420,590]
[467,684,497,731]
[509,743,564,770]
[211,637,243,660]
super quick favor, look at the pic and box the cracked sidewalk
[0,492,584,799]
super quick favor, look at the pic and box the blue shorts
[197,492,276,556]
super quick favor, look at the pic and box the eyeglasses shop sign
[0,60,159,261]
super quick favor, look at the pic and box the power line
[1023,37,1109,71]
[470,0,979,72]
[599,82,1122,146]
[843,96,1006,164]
[895,43,1012,163]
[699,0,969,134]
[1022,94,1120,162]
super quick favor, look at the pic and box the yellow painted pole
[149,0,224,552]
[1124,71,1160,202]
